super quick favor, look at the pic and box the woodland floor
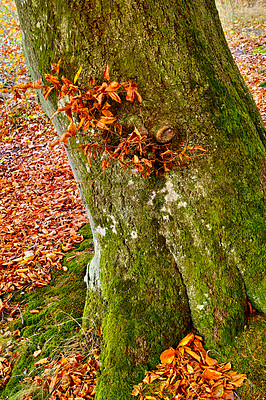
[0,1,265,400]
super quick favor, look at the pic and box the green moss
[215,314,266,400]
[0,224,93,399]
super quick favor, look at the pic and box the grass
[0,223,94,400]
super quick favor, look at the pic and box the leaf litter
[0,1,265,398]
[0,0,88,318]
[132,333,246,400]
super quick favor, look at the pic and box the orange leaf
[61,76,74,86]
[133,155,140,164]
[205,353,218,367]
[177,333,194,347]
[201,368,223,380]
[43,86,54,101]
[102,102,111,109]
[89,77,95,87]
[187,364,194,374]
[67,122,77,136]
[102,109,113,117]
[44,74,60,85]
[184,347,201,362]
[96,121,108,130]
[99,117,117,125]
[104,65,110,80]
[14,82,34,90]
[106,81,120,92]
[160,348,175,364]
[135,90,143,103]
[230,374,247,387]
[32,79,43,89]
[33,349,42,357]
[59,131,72,144]
[78,117,86,129]
[143,372,160,384]
[34,357,49,366]
[108,91,121,103]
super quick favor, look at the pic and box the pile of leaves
[132,333,246,400]
[15,61,206,178]
[23,353,99,400]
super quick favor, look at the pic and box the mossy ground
[0,223,94,400]
[219,313,265,400]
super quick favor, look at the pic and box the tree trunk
[15,0,265,398]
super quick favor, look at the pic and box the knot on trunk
[155,125,175,143]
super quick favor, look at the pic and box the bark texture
[15,0,265,398]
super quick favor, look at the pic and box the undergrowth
[0,224,95,400]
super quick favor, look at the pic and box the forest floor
[0,1,265,400]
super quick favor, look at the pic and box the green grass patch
[253,45,266,54]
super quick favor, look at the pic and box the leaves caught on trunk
[133,333,247,400]
[14,62,206,178]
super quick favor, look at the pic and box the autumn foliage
[14,61,206,177]
[132,333,246,400]
[23,353,99,400]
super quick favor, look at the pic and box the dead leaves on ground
[22,353,99,400]
[0,79,88,319]
[225,26,266,124]
[132,333,246,400]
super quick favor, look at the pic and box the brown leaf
[34,358,49,366]
[51,58,64,75]
[33,350,42,358]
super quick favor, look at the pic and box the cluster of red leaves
[132,333,246,400]
[15,61,206,177]
[23,353,99,400]
[0,91,89,316]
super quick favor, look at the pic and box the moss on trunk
[15,0,265,398]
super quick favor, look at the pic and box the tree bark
[15,0,265,398]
